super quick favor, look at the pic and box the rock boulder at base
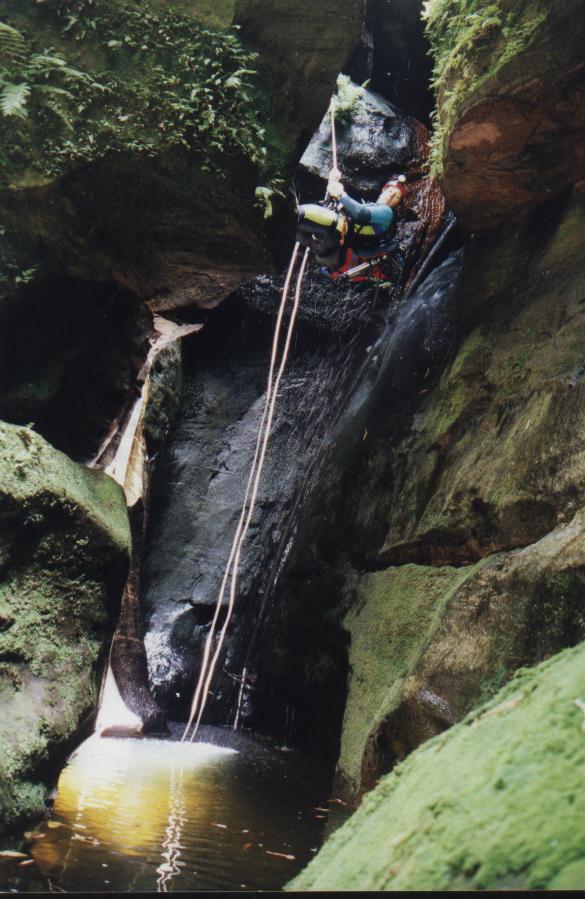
[0,423,131,832]
[338,513,585,798]
[289,641,585,891]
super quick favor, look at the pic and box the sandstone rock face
[234,0,364,135]
[376,190,585,567]
[289,642,585,891]
[0,423,131,832]
[311,187,585,799]
[425,0,585,230]
[340,514,585,797]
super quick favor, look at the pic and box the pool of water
[0,728,347,893]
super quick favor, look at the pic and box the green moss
[339,561,486,789]
[0,421,131,832]
[0,0,267,187]
[289,641,585,891]
[422,378,467,443]
[448,326,489,378]
[424,0,549,176]
[332,73,365,126]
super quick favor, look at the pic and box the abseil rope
[181,244,309,742]
[181,101,339,743]
[330,99,338,174]
[186,247,310,742]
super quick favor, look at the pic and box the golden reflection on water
[30,735,328,892]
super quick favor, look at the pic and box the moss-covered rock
[289,640,585,891]
[0,421,131,832]
[338,510,585,797]
[0,0,270,310]
[338,562,484,796]
[424,0,585,229]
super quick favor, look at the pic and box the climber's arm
[339,193,394,230]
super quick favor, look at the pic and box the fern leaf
[43,98,73,131]
[34,84,75,102]
[0,81,30,118]
[29,54,90,80]
[0,21,27,72]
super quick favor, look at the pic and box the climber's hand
[329,167,341,180]
[327,178,344,199]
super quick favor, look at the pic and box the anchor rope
[181,243,306,742]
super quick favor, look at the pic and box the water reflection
[156,763,187,892]
[14,732,337,893]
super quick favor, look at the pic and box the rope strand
[181,243,302,743]
[181,91,337,742]
[330,100,338,173]
[189,247,310,741]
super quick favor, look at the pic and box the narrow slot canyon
[2,0,585,893]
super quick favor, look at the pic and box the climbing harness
[181,244,311,742]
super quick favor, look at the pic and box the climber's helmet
[378,174,407,208]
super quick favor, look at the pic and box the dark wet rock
[0,423,130,833]
[141,288,372,729]
[0,277,152,463]
[246,253,462,761]
[299,81,422,195]
[141,149,455,751]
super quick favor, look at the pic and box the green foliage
[423,0,549,176]
[0,19,100,136]
[331,73,364,126]
[0,225,40,300]
[0,2,267,186]
[254,178,286,219]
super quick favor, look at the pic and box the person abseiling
[296,172,407,282]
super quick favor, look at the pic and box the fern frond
[42,98,73,130]
[29,54,94,85]
[0,21,27,73]
[34,84,75,102]
[0,81,30,118]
